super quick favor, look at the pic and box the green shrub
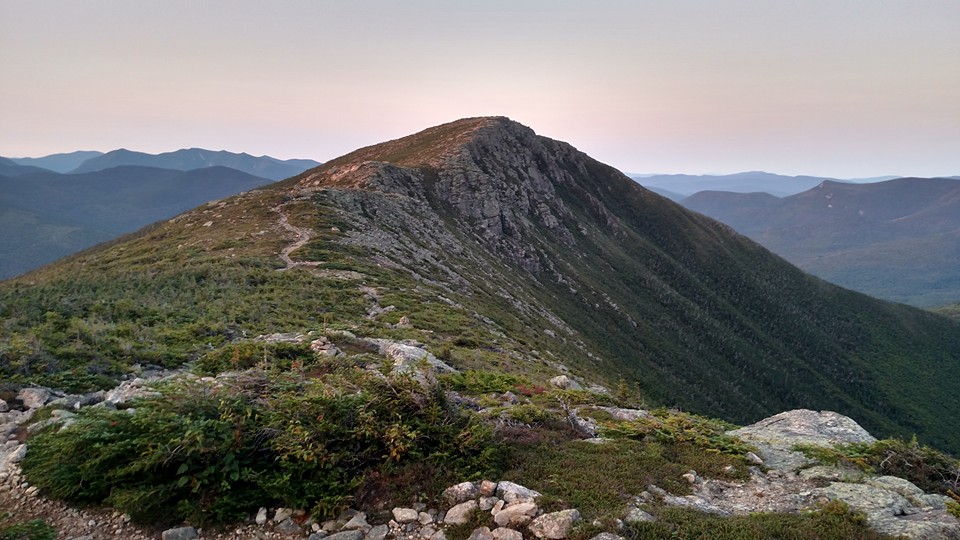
[194,341,315,374]
[795,436,960,496]
[22,370,497,526]
[600,408,754,457]
[506,403,551,424]
[0,514,56,540]
[444,369,530,394]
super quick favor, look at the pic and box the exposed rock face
[727,409,877,470]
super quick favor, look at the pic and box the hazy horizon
[2,1,958,178]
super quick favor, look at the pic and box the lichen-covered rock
[528,509,580,539]
[727,410,876,470]
[444,481,479,504]
[491,527,523,540]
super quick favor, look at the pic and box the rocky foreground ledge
[3,381,959,540]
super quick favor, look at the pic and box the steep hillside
[0,166,272,279]
[71,148,320,180]
[682,178,960,306]
[2,118,960,454]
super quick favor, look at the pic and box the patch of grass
[501,434,746,521]
[620,501,893,540]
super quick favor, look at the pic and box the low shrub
[22,370,497,526]
[443,369,530,394]
[795,436,960,496]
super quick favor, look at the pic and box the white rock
[528,509,580,539]
[493,501,538,528]
[256,507,268,525]
[393,507,420,524]
[495,481,541,503]
[444,500,478,526]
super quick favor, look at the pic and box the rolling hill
[681,178,960,307]
[2,117,959,456]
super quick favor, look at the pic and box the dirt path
[273,203,321,271]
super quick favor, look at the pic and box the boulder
[491,528,523,540]
[495,481,541,503]
[623,507,654,524]
[444,481,479,504]
[528,509,580,539]
[549,375,582,391]
[325,531,364,540]
[444,500,478,526]
[256,507,268,525]
[392,507,420,524]
[17,388,51,409]
[727,410,877,470]
[161,527,198,540]
[493,501,538,528]
[366,524,389,540]
[467,527,493,540]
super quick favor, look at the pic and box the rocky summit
[1,117,960,538]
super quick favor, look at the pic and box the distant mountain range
[10,151,105,173]
[0,149,323,279]
[630,171,900,199]
[681,177,960,307]
[70,148,320,180]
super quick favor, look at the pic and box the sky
[1,1,958,178]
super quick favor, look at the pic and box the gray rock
[479,496,499,511]
[419,512,434,525]
[0,399,8,413]
[308,533,328,540]
[623,507,654,524]
[549,375,582,391]
[491,528,523,540]
[661,494,732,516]
[495,481,541,503]
[275,517,303,534]
[528,509,580,539]
[256,507,268,525]
[17,388,51,409]
[589,534,626,540]
[493,501,538,528]
[813,482,912,518]
[325,531,364,540]
[467,527,494,540]
[444,481,479,504]
[393,507,420,524]
[161,526,198,540]
[444,500,478,526]
[343,512,370,530]
[366,524,389,540]
[275,507,294,522]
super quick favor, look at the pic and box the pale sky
[2,1,958,178]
